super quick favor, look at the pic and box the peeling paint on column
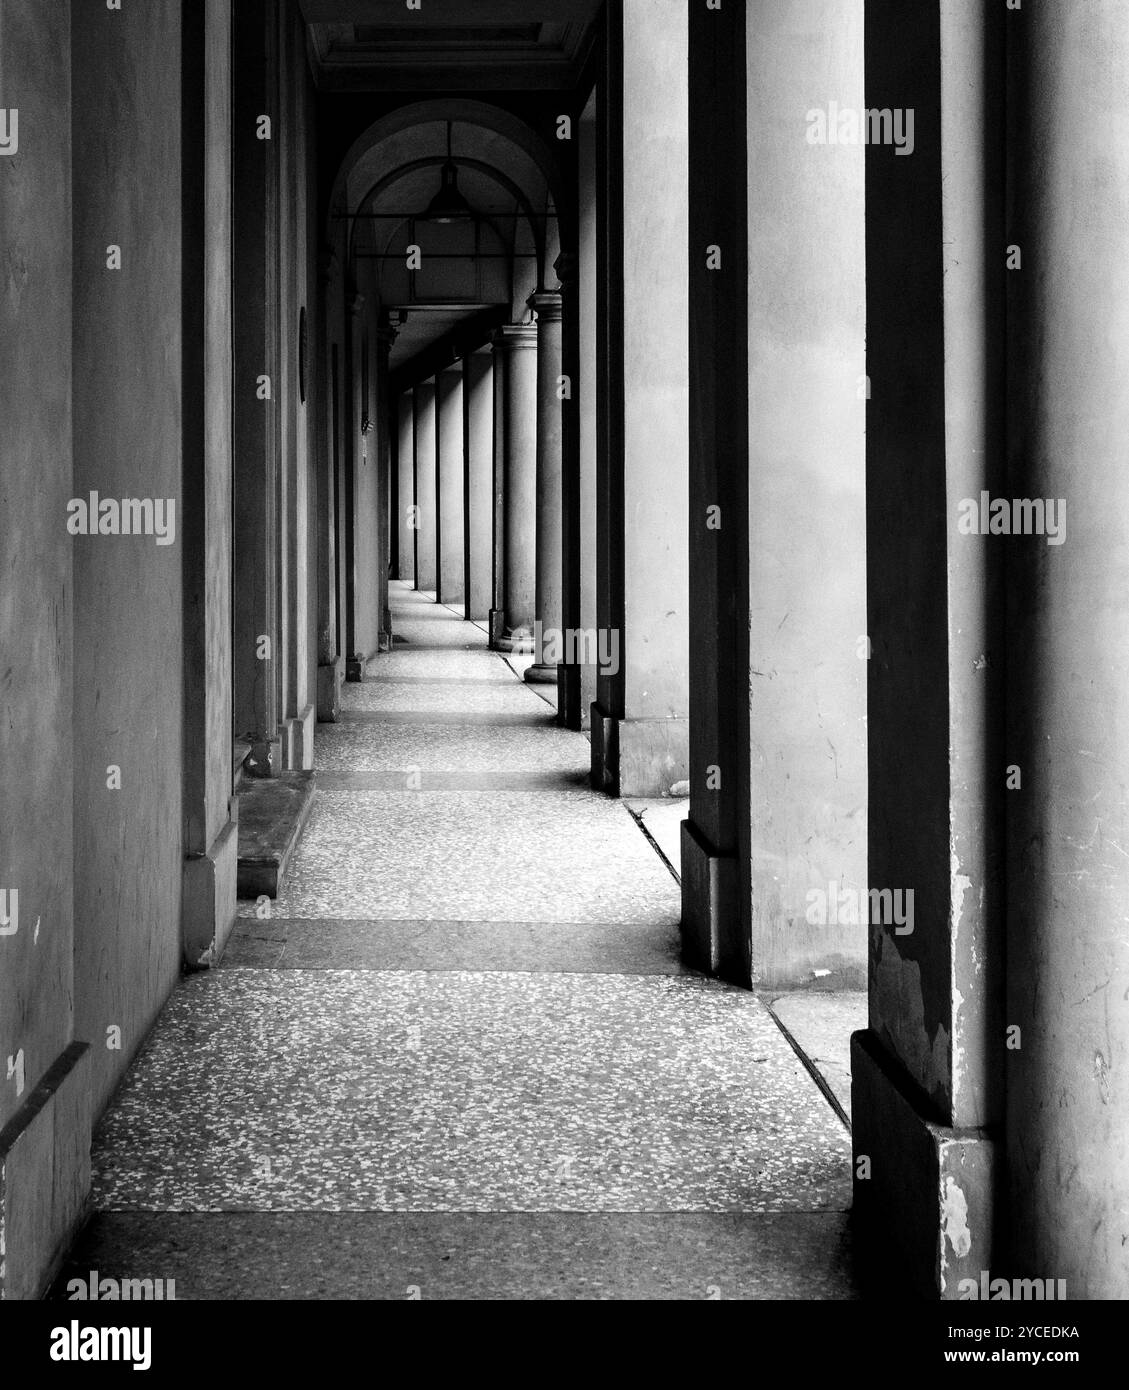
[1093,1051,1111,1106]
[941,1173,972,1265]
[874,929,952,1106]
[950,850,975,1096]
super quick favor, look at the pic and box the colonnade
[397,313,557,666]
[377,0,1129,1303]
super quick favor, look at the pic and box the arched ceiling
[336,108,559,374]
[341,107,560,216]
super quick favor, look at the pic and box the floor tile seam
[762,1004,853,1135]
[613,799,684,887]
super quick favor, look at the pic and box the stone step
[235,771,315,899]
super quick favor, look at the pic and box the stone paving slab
[91,971,852,1215]
[312,720,589,772]
[236,789,680,924]
[342,677,546,715]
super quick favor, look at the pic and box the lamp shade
[424,160,473,224]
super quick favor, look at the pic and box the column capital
[527,290,563,323]
[492,323,539,352]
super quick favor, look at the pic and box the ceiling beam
[313,63,577,92]
[299,0,595,23]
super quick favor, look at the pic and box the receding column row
[463,346,494,623]
[395,326,542,650]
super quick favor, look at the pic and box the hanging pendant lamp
[424,121,473,224]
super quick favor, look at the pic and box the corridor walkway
[57,584,856,1300]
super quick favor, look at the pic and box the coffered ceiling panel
[298,0,602,90]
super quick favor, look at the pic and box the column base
[0,1042,91,1299]
[317,656,344,723]
[182,811,239,969]
[557,662,584,730]
[283,704,316,771]
[524,662,558,686]
[590,702,618,794]
[680,819,747,983]
[590,706,690,798]
[851,1029,997,1300]
[244,736,281,780]
[580,664,597,731]
[346,650,376,683]
[489,608,506,649]
[496,627,535,656]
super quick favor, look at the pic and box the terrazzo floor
[62,582,857,1300]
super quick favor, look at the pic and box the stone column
[576,99,599,731]
[397,390,415,583]
[463,346,494,622]
[488,333,506,647]
[436,363,466,608]
[1005,0,1129,1301]
[556,250,584,728]
[182,0,239,963]
[232,0,279,774]
[315,249,343,722]
[374,319,396,648]
[592,0,689,794]
[274,14,293,748]
[412,378,438,593]
[851,0,1005,1299]
[525,291,564,685]
[682,0,868,998]
[343,293,371,681]
[492,324,538,650]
